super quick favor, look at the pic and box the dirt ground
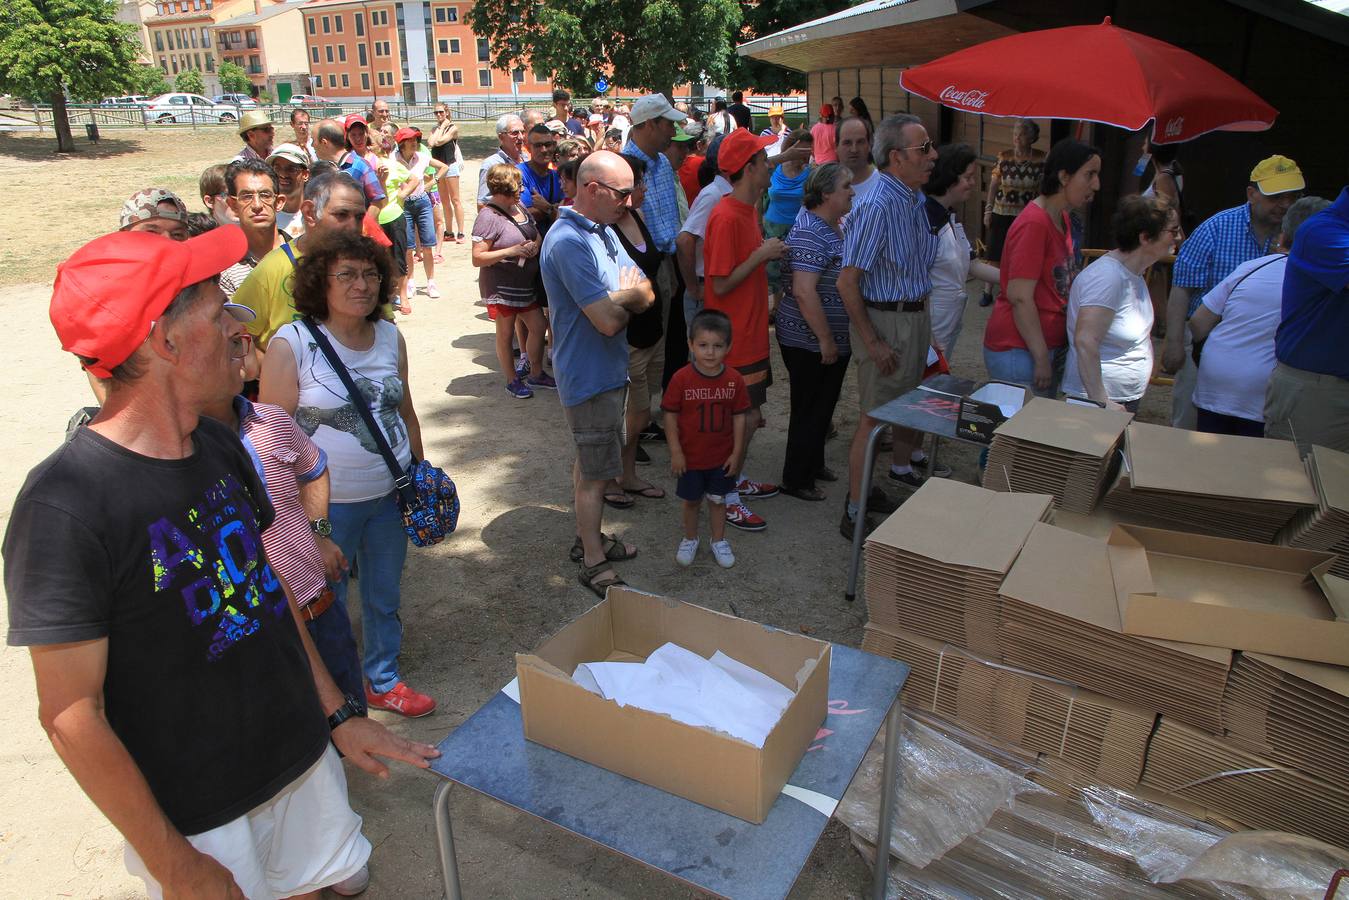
[0,127,1170,899]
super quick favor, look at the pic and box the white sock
[910,449,927,463]
[890,464,913,477]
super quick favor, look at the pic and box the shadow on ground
[0,133,144,161]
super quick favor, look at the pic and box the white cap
[629,94,684,126]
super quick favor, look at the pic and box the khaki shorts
[1263,362,1349,456]
[627,341,665,419]
[564,385,628,481]
[850,306,931,415]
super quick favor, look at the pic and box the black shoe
[979,290,994,308]
[639,422,666,442]
[910,456,952,478]
[815,466,839,483]
[635,445,651,465]
[888,469,925,490]
[840,506,878,541]
[866,486,902,513]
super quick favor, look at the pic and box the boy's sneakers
[675,537,699,566]
[515,353,529,378]
[735,477,779,499]
[330,864,370,896]
[506,378,533,399]
[910,455,951,478]
[725,502,766,531]
[365,681,436,718]
[525,371,557,390]
[425,280,441,299]
[710,539,735,568]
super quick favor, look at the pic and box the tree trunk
[657,84,676,105]
[51,88,76,153]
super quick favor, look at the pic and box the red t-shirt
[679,154,704,205]
[703,195,769,368]
[983,202,1075,352]
[660,363,750,470]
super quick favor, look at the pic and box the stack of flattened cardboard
[983,397,1133,514]
[1102,422,1317,543]
[998,522,1231,734]
[1280,444,1349,577]
[862,625,1153,787]
[1221,652,1349,789]
[1141,717,1349,851]
[863,480,1052,658]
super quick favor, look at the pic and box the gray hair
[872,114,922,168]
[496,113,522,135]
[803,163,850,210]
[305,171,367,217]
[1282,196,1331,243]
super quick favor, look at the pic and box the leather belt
[865,297,926,312]
[301,586,335,622]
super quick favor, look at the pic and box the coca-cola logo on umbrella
[939,85,991,109]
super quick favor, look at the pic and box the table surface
[429,643,909,900]
[867,374,978,441]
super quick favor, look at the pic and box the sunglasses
[900,140,936,155]
[588,180,633,199]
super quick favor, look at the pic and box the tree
[129,63,171,98]
[219,61,251,95]
[724,0,854,94]
[0,0,144,152]
[175,68,205,95]
[468,0,740,102]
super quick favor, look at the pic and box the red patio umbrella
[898,17,1278,144]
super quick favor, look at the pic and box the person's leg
[494,313,518,385]
[417,198,437,290]
[438,175,453,238]
[682,498,700,539]
[325,497,372,651]
[779,344,819,490]
[431,194,446,249]
[354,493,411,695]
[522,307,547,379]
[447,176,464,237]
[847,411,880,508]
[708,498,726,542]
[814,355,851,475]
[619,344,655,492]
[514,316,529,372]
[571,389,632,569]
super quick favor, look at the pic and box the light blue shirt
[841,172,939,303]
[541,207,636,406]
[622,139,680,254]
[1173,203,1279,316]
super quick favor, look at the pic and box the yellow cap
[768,105,784,117]
[1250,155,1305,196]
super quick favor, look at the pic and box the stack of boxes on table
[862,398,1349,851]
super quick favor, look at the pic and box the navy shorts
[676,466,735,503]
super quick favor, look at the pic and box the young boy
[662,310,749,568]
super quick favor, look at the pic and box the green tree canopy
[724,0,854,94]
[128,63,171,98]
[174,68,205,95]
[218,61,251,95]
[0,0,144,150]
[468,0,740,99]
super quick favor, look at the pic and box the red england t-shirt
[703,195,769,368]
[660,363,751,470]
[983,201,1075,352]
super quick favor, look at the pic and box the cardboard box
[954,380,1033,444]
[1280,444,1349,578]
[515,587,830,823]
[1108,525,1349,666]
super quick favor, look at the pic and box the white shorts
[125,745,370,900]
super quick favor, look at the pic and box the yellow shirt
[235,242,303,350]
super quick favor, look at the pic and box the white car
[101,95,151,106]
[288,94,330,106]
[214,93,258,108]
[143,93,240,125]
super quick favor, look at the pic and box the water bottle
[1132,153,1151,178]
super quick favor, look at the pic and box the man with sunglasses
[218,158,290,299]
[478,114,526,207]
[519,123,563,229]
[839,114,941,539]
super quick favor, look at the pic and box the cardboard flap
[515,652,571,681]
[1248,652,1349,698]
[530,598,615,673]
[1124,422,1318,504]
[1000,522,1121,629]
[1310,445,1349,513]
[992,396,1132,457]
[1312,571,1349,621]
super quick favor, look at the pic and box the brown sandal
[578,560,626,598]
[569,533,638,563]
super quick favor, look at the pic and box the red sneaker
[725,502,767,531]
[365,681,436,718]
[735,478,780,499]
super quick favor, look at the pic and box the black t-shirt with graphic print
[3,417,328,835]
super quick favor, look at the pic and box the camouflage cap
[118,188,189,231]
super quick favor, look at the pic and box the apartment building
[116,0,158,61]
[301,0,556,103]
[144,0,251,94]
[213,0,312,101]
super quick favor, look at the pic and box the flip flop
[569,533,639,563]
[618,483,665,500]
[603,490,634,509]
[578,560,626,598]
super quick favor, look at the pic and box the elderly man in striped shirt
[838,114,942,539]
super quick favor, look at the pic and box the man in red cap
[702,128,786,532]
[4,228,437,898]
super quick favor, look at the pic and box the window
[334,14,343,32]
[476,37,489,62]
[155,32,163,50]
[195,52,202,68]
[435,6,457,22]
[190,28,197,48]
[513,67,524,83]
[307,16,315,34]
[205,0,211,8]
[361,72,370,90]
[328,74,336,87]
[337,45,346,62]
[450,38,460,53]
[171,58,178,73]
[438,39,448,54]
[201,27,210,45]
[249,54,260,72]
[159,56,167,70]
[193,0,200,9]
[372,9,387,25]
[357,43,367,66]
[439,69,451,84]
[205,54,214,71]
[325,45,333,63]
[321,16,330,33]
[478,68,491,87]
[451,69,462,84]
[311,45,319,63]
[341,73,349,87]
[246,30,257,48]
[354,13,364,36]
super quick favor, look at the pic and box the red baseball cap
[50,227,249,379]
[394,126,422,143]
[343,113,368,132]
[717,128,777,176]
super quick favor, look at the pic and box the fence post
[34,106,43,131]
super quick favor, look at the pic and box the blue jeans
[403,193,437,248]
[982,345,1067,399]
[329,492,409,694]
[305,591,366,715]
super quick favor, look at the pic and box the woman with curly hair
[259,230,436,719]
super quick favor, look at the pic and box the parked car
[214,93,257,108]
[288,94,330,106]
[101,95,151,106]
[143,93,239,124]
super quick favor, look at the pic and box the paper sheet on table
[970,382,1026,418]
[927,346,940,366]
[572,642,794,747]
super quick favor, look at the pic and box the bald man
[541,152,655,596]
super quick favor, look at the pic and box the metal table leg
[845,422,887,602]
[871,699,903,900]
[926,433,942,482]
[434,780,463,900]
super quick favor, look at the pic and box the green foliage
[724,0,854,93]
[128,63,171,98]
[468,0,741,97]
[174,68,205,95]
[219,61,251,95]
[0,0,143,102]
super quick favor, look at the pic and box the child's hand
[670,450,686,477]
[722,453,738,476]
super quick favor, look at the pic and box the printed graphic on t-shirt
[147,472,287,662]
[295,373,406,455]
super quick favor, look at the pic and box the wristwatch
[328,695,364,731]
[310,517,333,538]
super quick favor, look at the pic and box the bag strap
[281,241,299,268]
[299,318,417,509]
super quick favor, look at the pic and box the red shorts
[488,302,539,320]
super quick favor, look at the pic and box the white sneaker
[425,280,441,299]
[675,537,699,566]
[330,864,370,896]
[710,539,735,568]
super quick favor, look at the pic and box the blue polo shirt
[541,207,635,406]
[1275,187,1349,378]
[517,161,562,209]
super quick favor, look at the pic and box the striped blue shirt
[622,140,680,254]
[841,172,939,303]
[1173,203,1280,316]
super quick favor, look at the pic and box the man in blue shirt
[1265,186,1349,453]
[541,152,655,597]
[518,124,562,229]
[1162,155,1303,428]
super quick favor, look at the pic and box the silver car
[143,92,240,125]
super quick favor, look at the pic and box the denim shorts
[676,466,735,503]
[403,193,437,248]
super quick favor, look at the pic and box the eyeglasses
[588,180,634,199]
[233,190,276,204]
[328,270,382,286]
[533,140,557,149]
[899,140,936,155]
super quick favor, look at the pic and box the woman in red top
[981,139,1101,396]
[810,105,838,164]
